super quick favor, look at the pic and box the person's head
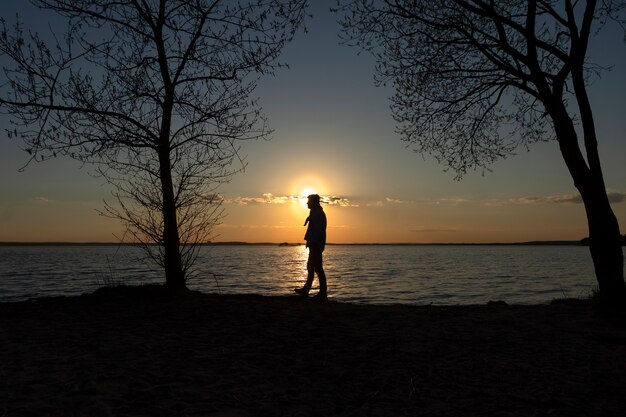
[307,194,321,209]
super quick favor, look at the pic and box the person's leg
[316,267,327,295]
[312,248,327,296]
[295,248,315,295]
[304,250,315,291]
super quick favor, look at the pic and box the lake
[0,244,614,304]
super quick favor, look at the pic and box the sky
[1,1,625,244]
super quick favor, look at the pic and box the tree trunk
[551,107,625,309]
[157,89,186,290]
[580,185,625,307]
[151,5,185,290]
[158,144,186,289]
[568,62,625,309]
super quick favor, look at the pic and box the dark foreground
[1,287,625,417]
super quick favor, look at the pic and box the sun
[300,187,316,208]
[290,175,327,209]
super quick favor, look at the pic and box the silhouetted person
[295,194,327,300]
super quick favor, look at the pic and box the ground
[1,286,625,416]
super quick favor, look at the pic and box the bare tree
[0,0,307,289]
[337,0,626,308]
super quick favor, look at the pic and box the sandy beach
[1,286,625,417]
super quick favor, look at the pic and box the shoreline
[1,287,624,416]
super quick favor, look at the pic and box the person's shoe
[312,292,328,301]
[294,288,309,296]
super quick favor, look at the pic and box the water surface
[0,244,609,304]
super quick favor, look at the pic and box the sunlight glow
[300,187,316,208]
[290,175,327,210]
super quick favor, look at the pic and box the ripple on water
[0,244,615,304]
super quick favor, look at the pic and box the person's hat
[307,194,321,204]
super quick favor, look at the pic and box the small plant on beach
[97,255,126,289]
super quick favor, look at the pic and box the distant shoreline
[0,240,587,246]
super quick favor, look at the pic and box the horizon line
[0,240,587,246]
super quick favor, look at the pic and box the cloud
[433,198,469,206]
[544,194,583,204]
[222,191,626,210]
[323,196,358,207]
[386,197,411,204]
[222,193,358,207]
[514,196,543,204]
[485,196,543,206]
[409,197,470,206]
[608,192,626,203]
[221,193,296,205]
[546,192,626,204]
[365,197,413,207]
[485,191,626,206]
[410,228,459,233]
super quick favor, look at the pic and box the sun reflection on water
[0,245,603,304]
